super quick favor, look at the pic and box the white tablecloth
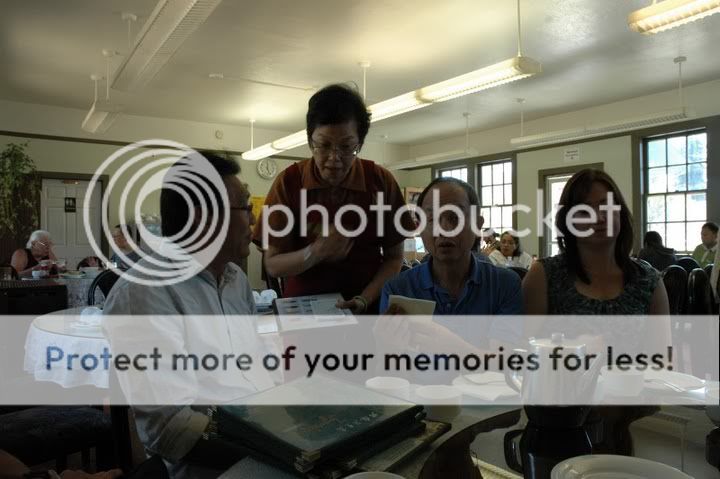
[57,277,105,308]
[23,307,110,389]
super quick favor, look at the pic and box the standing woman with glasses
[253,84,414,313]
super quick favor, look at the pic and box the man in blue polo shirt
[378,177,522,350]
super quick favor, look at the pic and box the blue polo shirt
[380,255,523,346]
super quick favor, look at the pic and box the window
[478,160,513,235]
[644,131,707,253]
[543,173,573,257]
[439,167,468,182]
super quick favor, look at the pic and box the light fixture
[112,0,222,91]
[628,0,720,34]
[510,57,692,148]
[271,131,308,150]
[242,0,541,161]
[81,51,122,133]
[390,112,478,170]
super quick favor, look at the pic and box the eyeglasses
[230,205,254,215]
[310,140,360,159]
[35,240,52,247]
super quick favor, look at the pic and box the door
[41,179,102,270]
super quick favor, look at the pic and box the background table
[24,306,110,389]
[56,276,105,308]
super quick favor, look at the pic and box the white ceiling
[2,0,720,145]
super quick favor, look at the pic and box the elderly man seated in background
[110,224,143,271]
[10,229,59,278]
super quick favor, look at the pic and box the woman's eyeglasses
[310,141,360,159]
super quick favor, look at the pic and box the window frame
[641,128,708,254]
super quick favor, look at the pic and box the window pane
[667,165,686,192]
[687,162,707,190]
[493,185,504,205]
[481,208,490,224]
[666,194,685,221]
[646,196,665,223]
[687,133,706,163]
[482,165,492,186]
[686,222,705,251]
[647,139,666,167]
[667,136,686,166]
[666,222,686,252]
[493,164,504,184]
[504,185,513,205]
[648,167,667,194]
[687,193,706,221]
[504,162,512,184]
[482,186,492,205]
[647,223,666,246]
[461,169,468,182]
[502,206,513,229]
[491,206,502,228]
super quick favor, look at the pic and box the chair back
[87,269,120,305]
[508,266,528,280]
[662,265,688,315]
[677,256,701,274]
[687,268,713,315]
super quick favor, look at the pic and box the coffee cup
[32,269,49,279]
[415,385,461,422]
[600,365,644,397]
[365,376,410,401]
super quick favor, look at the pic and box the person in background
[691,221,718,268]
[711,246,719,302]
[378,177,522,352]
[479,228,500,254]
[487,231,533,269]
[253,84,414,313]
[110,224,142,270]
[638,231,677,272]
[10,230,59,278]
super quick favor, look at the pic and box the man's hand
[373,304,411,352]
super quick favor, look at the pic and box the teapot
[505,333,602,405]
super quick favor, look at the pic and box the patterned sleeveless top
[540,254,658,315]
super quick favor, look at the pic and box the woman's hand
[312,226,353,263]
[481,244,496,256]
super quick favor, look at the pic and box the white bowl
[31,270,49,279]
[365,376,410,400]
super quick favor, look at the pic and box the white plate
[452,374,519,401]
[644,370,705,391]
[551,454,693,479]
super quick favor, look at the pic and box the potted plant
[0,142,40,239]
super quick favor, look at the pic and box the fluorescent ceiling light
[112,0,222,91]
[81,100,122,134]
[368,92,430,122]
[388,149,480,171]
[271,131,307,150]
[241,143,280,161]
[418,56,542,102]
[628,0,720,34]
[509,109,692,149]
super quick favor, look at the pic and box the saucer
[552,454,692,478]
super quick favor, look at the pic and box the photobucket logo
[260,189,621,248]
[83,140,229,287]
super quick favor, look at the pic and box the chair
[87,269,120,306]
[0,406,114,471]
[677,256,701,274]
[686,268,717,378]
[508,266,528,280]
[662,265,688,315]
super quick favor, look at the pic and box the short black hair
[416,177,482,249]
[160,151,240,240]
[644,230,664,248]
[702,222,719,234]
[306,84,371,145]
[556,168,635,284]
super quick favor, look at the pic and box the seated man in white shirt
[103,152,271,478]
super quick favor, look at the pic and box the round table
[24,306,110,389]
